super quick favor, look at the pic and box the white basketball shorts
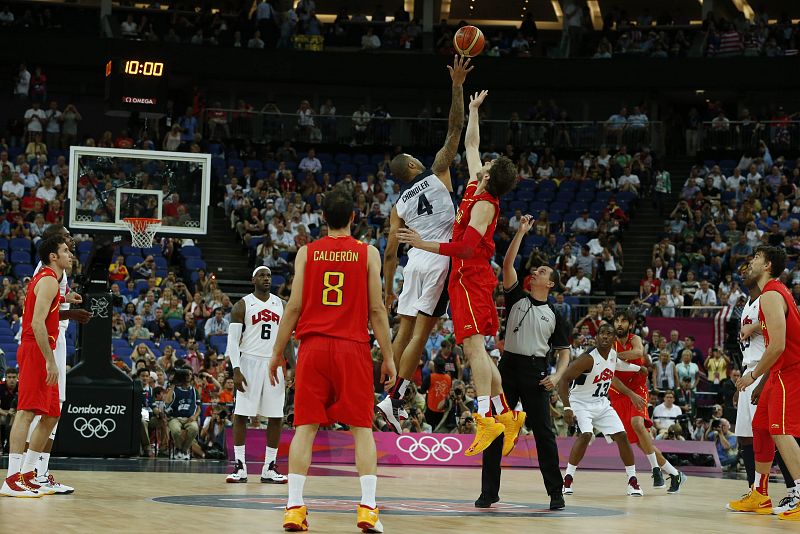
[396,254,450,318]
[233,353,286,418]
[572,398,626,436]
[735,368,760,438]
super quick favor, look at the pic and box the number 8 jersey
[395,169,454,262]
[239,292,284,357]
[570,348,621,406]
[296,235,370,343]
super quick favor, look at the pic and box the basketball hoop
[122,218,162,249]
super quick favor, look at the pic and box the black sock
[390,377,408,400]
[741,444,755,487]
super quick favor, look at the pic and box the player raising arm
[398,90,524,458]
[378,55,472,432]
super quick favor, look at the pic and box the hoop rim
[122,217,163,224]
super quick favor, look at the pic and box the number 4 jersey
[395,169,455,263]
[239,292,284,357]
[296,236,370,343]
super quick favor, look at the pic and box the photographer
[404,407,432,433]
[706,418,738,467]
[200,403,229,459]
[434,380,471,433]
[148,386,169,457]
[455,411,476,435]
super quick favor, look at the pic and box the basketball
[453,25,485,57]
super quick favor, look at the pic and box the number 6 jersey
[296,235,370,343]
[239,293,284,357]
[395,169,455,263]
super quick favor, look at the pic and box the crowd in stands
[3,0,799,60]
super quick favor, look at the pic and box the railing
[201,108,665,153]
[698,120,800,152]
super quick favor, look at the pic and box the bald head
[389,154,424,182]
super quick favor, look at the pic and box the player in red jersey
[731,246,800,520]
[398,90,524,457]
[1,236,72,497]
[608,311,685,493]
[269,190,395,533]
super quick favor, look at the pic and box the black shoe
[667,472,687,494]
[652,466,665,489]
[474,494,500,508]
[550,493,565,510]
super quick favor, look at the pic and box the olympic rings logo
[396,435,463,462]
[73,417,117,439]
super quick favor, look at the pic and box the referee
[476,215,571,511]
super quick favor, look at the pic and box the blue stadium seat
[0,335,15,344]
[185,258,206,271]
[246,159,263,171]
[166,319,184,331]
[537,191,555,203]
[161,339,181,351]
[529,201,549,213]
[208,335,227,354]
[515,190,535,202]
[317,153,333,163]
[559,180,578,192]
[334,153,351,165]
[125,255,144,268]
[576,191,595,203]
[549,201,569,214]
[10,238,31,252]
[121,246,141,256]
[9,251,30,265]
[578,180,597,192]
[181,246,202,258]
[13,265,33,279]
[508,200,527,213]
[141,246,162,257]
[1,343,19,355]
[516,180,536,191]
[271,274,285,288]
[555,191,574,203]
[154,257,168,269]
[352,154,369,165]
[134,280,150,293]
[76,240,94,254]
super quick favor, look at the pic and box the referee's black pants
[480,352,563,499]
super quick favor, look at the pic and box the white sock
[477,396,491,417]
[397,379,409,398]
[565,463,577,477]
[265,446,278,467]
[660,459,679,476]
[22,450,40,473]
[287,474,306,508]
[646,452,658,469]
[6,453,23,478]
[360,474,377,508]
[754,472,765,490]
[625,465,636,479]
[234,445,246,466]
[35,452,51,477]
[491,395,507,415]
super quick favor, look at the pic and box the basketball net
[122,218,162,249]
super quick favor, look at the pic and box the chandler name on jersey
[240,293,284,357]
[395,169,454,259]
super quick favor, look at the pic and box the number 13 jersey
[570,348,620,406]
[239,292,284,357]
[395,170,454,263]
[296,236,370,343]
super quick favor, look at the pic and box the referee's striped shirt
[503,282,570,358]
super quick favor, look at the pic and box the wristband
[439,225,483,259]
[750,370,757,381]
[563,407,573,412]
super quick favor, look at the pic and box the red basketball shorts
[608,387,652,445]
[294,335,374,428]
[753,366,800,436]
[449,260,499,344]
[17,342,60,417]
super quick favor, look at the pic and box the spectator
[166,368,201,460]
[298,148,322,174]
[248,30,265,49]
[14,63,30,99]
[570,210,598,235]
[675,349,700,390]
[204,308,229,337]
[121,14,139,37]
[44,101,62,150]
[674,377,696,415]
[24,101,46,141]
[564,267,591,296]
[704,346,730,396]
[424,358,452,431]
[706,418,738,467]
[361,27,381,50]
[652,350,678,393]
[132,256,155,279]
[652,391,682,437]
[0,368,17,453]
[127,316,151,342]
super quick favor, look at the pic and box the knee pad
[753,428,775,464]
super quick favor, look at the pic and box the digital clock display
[124,60,164,77]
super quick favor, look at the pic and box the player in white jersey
[735,263,799,514]
[558,323,647,497]
[25,225,90,494]
[225,266,292,484]
[378,55,473,432]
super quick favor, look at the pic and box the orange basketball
[453,25,485,57]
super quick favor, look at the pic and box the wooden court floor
[0,463,792,533]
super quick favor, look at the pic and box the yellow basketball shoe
[283,505,309,531]
[465,413,505,456]
[356,504,384,533]
[726,487,772,514]
[495,410,527,456]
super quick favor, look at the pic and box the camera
[710,418,721,430]
[409,407,418,417]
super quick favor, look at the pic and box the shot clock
[105,58,168,116]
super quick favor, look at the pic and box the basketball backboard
[67,146,211,236]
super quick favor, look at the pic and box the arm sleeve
[615,360,641,373]
[226,322,244,369]
[438,225,483,259]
